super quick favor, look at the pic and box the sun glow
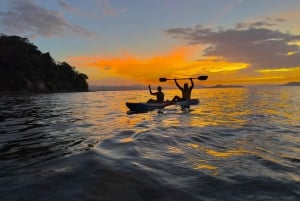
[258,67,300,73]
[286,51,297,56]
[69,45,253,85]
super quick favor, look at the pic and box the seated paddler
[147,85,164,103]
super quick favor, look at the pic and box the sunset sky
[1,0,300,86]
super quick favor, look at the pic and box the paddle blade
[159,78,168,82]
[198,75,208,80]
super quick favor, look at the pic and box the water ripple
[0,87,300,201]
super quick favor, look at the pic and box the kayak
[126,102,170,112]
[126,99,199,112]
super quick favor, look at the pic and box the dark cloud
[0,0,93,37]
[165,23,300,70]
[235,18,286,30]
[235,21,277,29]
[264,17,286,22]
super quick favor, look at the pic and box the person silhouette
[172,78,194,101]
[147,85,164,103]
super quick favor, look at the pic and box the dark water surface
[0,87,299,201]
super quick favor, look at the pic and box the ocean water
[0,87,299,201]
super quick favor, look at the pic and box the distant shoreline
[203,84,244,89]
[282,82,300,86]
[3,83,299,93]
[90,84,246,91]
[90,83,300,91]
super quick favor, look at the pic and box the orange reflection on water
[163,88,252,128]
[204,148,246,158]
[119,137,134,143]
[186,143,249,175]
[187,143,247,158]
[167,146,184,154]
[193,163,218,171]
[195,164,217,171]
[190,158,218,176]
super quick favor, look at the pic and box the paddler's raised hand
[148,84,154,95]
[190,78,194,88]
[148,85,152,92]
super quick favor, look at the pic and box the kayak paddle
[159,75,208,82]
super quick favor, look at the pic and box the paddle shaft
[159,75,208,82]
[165,77,198,80]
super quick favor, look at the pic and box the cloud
[58,0,77,13]
[68,45,250,85]
[0,0,93,37]
[235,17,286,30]
[165,22,300,71]
[69,43,298,85]
[96,0,127,17]
[58,0,126,23]
[96,0,116,16]
[212,0,243,23]
[68,46,200,81]
[58,0,91,18]
[235,21,277,29]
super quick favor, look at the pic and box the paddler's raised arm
[148,85,154,95]
[174,79,183,90]
[190,78,194,89]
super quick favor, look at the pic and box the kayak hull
[126,102,169,112]
[126,99,199,112]
[174,99,199,107]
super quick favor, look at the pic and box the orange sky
[1,0,299,86]
[69,44,300,86]
[61,1,300,87]
[66,8,300,86]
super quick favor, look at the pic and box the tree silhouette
[0,34,89,92]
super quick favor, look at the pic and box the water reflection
[0,87,300,201]
[0,93,100,174]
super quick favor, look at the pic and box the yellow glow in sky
[258,67,300,73]
[69,45,260,85]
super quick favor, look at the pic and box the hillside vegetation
[0,34,88,92]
